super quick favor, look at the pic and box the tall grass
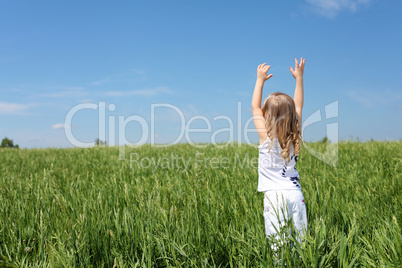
[0,141,401,267]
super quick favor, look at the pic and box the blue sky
[1,0,401,148]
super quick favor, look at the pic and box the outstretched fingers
[289,57,306,78]
[257,62,273,81]
[289,66,295,76]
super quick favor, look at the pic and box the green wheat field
[1,141,401,267]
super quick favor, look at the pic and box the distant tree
[95,138,107,147]
[321,136,328,143]
[1,137,19,148]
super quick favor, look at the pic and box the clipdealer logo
[64,101,339,166]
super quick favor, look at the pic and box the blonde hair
[261,92,302,162]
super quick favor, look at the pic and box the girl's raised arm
[252,63,273,145]
[290,57,305,132]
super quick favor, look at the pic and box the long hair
[261,92,302,162]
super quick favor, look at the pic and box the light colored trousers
[263,189,308,250]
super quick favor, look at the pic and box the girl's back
[258,137,301,192]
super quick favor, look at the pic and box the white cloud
[0,102,30,114]
[306,0,371,18]
[347,90,402,108]
[105,87,173,97]
[51,123,70,130]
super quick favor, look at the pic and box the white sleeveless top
[257,137,301,191]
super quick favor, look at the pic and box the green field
[1,141,401,267]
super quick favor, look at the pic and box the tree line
[1,137,19,148]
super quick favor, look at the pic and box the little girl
[252,58,308,253]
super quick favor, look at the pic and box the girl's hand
[289,57,306,80]
[257,63,273,82]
